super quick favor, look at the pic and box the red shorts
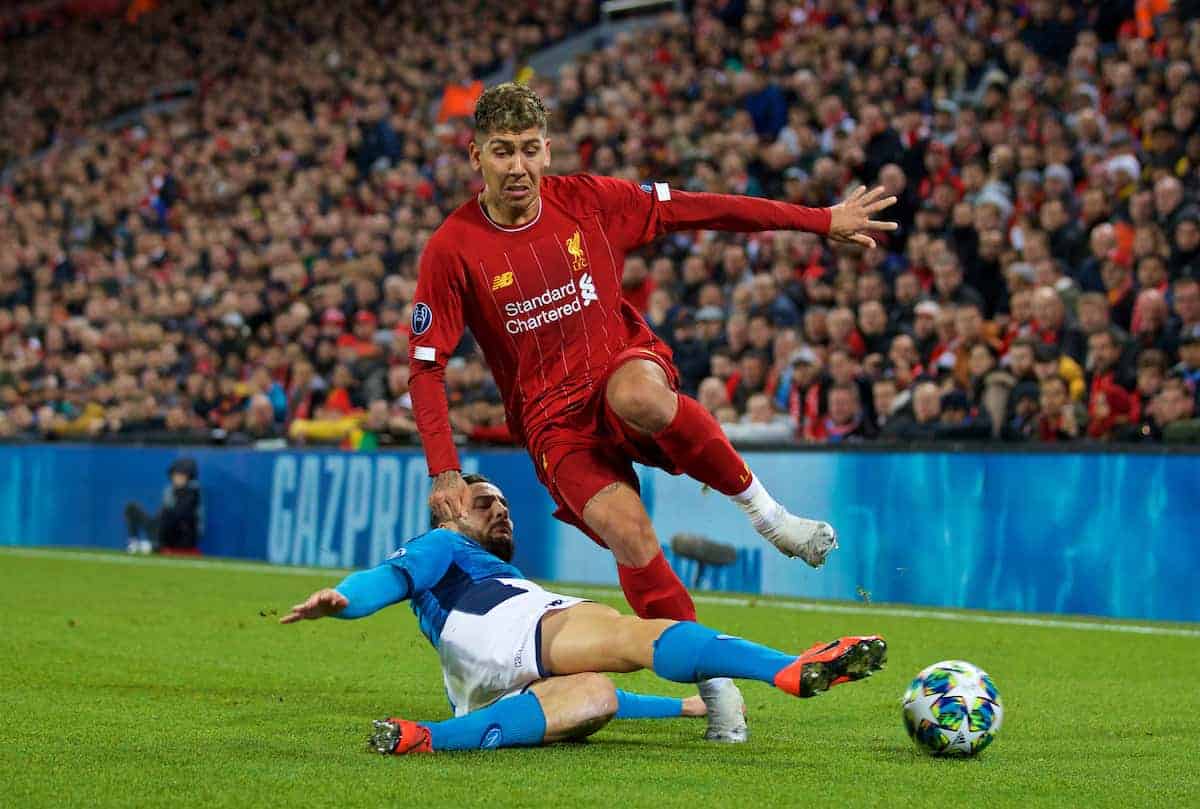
[529,346,681,547]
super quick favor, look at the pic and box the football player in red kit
[409,83,896,742]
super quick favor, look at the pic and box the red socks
[617,550,697,620]
[652,394,752,497]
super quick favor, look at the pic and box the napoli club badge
[411,302,433,335]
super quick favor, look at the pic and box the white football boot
[699,677,748,743]
[734,477,838,567]
[753,508,838,568]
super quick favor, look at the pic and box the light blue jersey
[334,528,523,648]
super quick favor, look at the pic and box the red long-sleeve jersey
[409,174,831,475]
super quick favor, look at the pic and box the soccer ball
[901,660,1003,756]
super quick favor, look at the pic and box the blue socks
[652,621,796,684]
[614,690,683,719]
[424,691,547,750]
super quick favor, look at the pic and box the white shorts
[438,578,585,717]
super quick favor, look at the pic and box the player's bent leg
[579,480,662,568]
[579,481,697,619]
[539,602,671,674]
[535,606,707,720]
[538,600,746,743]
[606,359,838,568]
[562,450,748,743]
[527,673,618,744]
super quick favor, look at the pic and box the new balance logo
[580,273,598,306]
[491,271,514,291]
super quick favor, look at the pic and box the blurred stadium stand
[2,0,1200,450]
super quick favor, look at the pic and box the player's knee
[554,674,618,742]
[590,494,660,567]
[607,374,675,432]
[609,520,660,567]
[577,673,619,722]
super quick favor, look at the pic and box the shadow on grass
[869,740,988,764]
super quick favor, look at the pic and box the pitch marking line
[4,546,1198,639]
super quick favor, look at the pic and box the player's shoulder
[543,173,640,214]
[424,200,481,254]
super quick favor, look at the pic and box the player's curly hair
[473,82,547,138]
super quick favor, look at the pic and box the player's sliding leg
[576,477,748,743]
[369,673,607,754]
[539,602,887,698]
[367,674,698,755]
[605,359,837,567]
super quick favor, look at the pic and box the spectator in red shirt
[1087,382,1134,440]
[729,351,770,412]
[1037,375,1082,441]
[324,364,360,416]
[1087,328,1137,404]
[826,306,866,358]
[337,310,383,359]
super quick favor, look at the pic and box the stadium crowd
[2,0,1200,447]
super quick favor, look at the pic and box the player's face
[469,128,550,215]
[465,482,515,562]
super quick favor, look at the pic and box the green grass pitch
[2,549,1197,809]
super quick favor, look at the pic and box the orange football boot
[368,718,433,755]
[773,635,888,698]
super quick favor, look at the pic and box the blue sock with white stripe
[424,692,547,751]
[652,621,796,684]
[614,690,684,719]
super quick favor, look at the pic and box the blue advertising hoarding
[0,444,1196,622]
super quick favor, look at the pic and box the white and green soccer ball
[902,660,1003,756]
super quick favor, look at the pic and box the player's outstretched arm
[654,182,897,245]
[279,564,411,624]
[583,174,896,246]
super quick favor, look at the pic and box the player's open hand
[280,588,348,624]
[827,185,898,249]
[429,470,469,525]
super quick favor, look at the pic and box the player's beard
[479,528,515,562]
